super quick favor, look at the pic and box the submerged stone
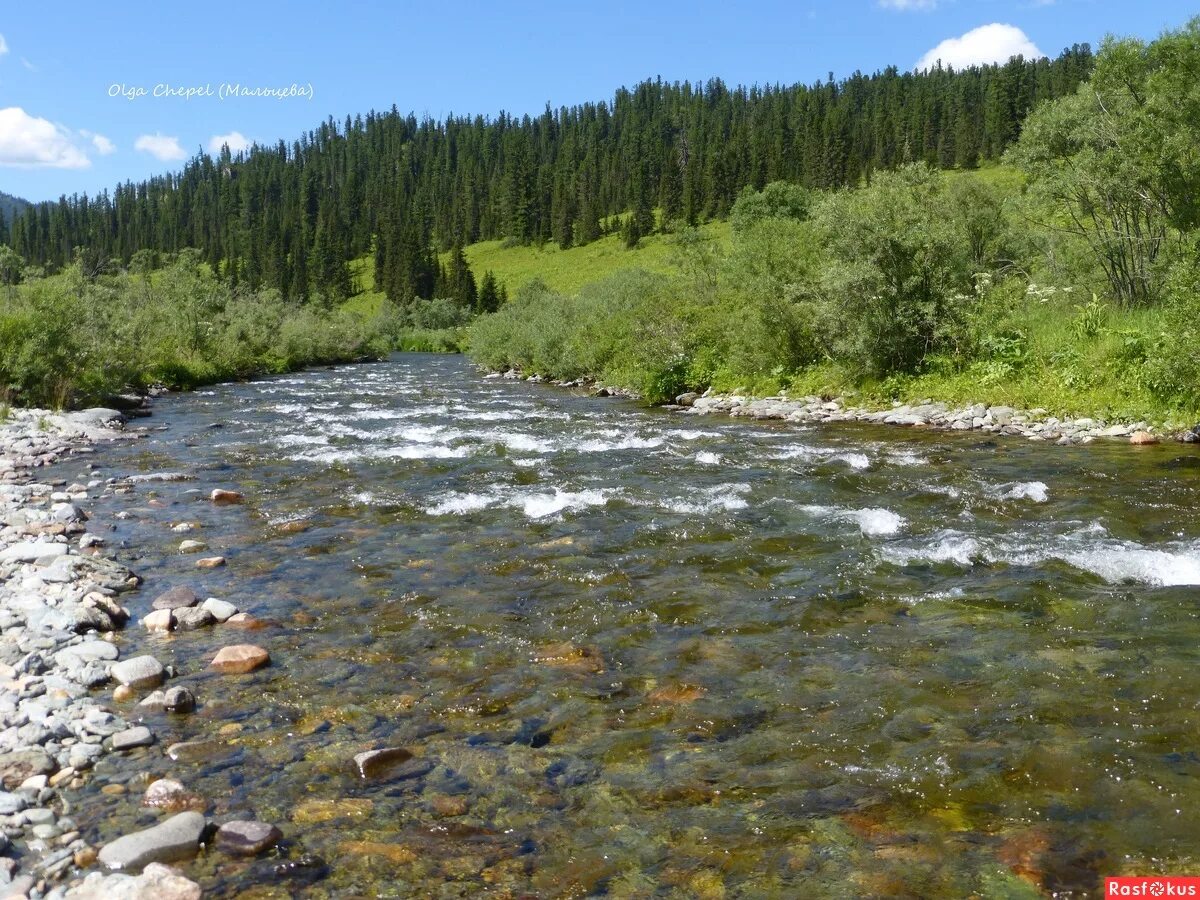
[97,811,206,871]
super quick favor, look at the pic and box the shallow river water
[48,353,1200,897]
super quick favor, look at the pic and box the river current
[50,353,1200,896]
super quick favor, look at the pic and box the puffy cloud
[0,107,90,169]
[208,131,251,154]
[0,34,8,56]
[879,0,938,10]
[917,23,1044,71]
[80,130,116,155]
[134,132,186,161]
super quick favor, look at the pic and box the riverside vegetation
[469,20,1200,429]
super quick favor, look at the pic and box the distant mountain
[0,191,29,226]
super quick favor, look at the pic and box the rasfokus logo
[1107,878,1200,897]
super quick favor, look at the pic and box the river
[50,352,1200,896]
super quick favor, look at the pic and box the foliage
[0,253,388,408]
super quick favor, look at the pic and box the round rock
[210,645,270,674]
[215,820,282,856]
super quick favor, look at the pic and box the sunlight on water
[60,354,1200,897]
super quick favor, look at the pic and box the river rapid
[48,352,1200,897]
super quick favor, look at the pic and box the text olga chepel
[107,83,314,101]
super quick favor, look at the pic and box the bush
[812,164,976,377]
[0,254,388,408]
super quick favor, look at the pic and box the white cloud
[916,23,1044,71]
[879,0,938,10]
[20,57,36,72]
[134,132,186,161]
[0,34,8,57]
[0,107,90,169]
[208,131,250,154]
[80,130,116,155]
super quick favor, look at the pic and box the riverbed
[43,352,1200,896]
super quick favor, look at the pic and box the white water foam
[879,531,981,567]
[662,483,752,514]
[695,451,722,466]
[574,436,665,453]
[801,505,906,536]
[1000,481,1049,503]
[1061,545,1200,586]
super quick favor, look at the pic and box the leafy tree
[813,164,973,375]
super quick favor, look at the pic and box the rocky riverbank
[673,392,1180,445]
[0,408,277,899]
[492,368,1190,445]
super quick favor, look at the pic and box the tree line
[4,46,1093,308]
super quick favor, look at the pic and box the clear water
[54,353,1200,897]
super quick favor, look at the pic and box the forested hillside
[0,192,28,231]
[6,48,1092,306]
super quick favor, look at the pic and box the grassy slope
[342,219,733,315]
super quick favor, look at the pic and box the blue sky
[0,0,1193,202]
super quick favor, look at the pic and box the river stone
[143,779,206,813]
[1130,430,1158,445]
[0,541,69,563]
[195,556,225,569]
[173,606,215,631]
[201,598,237,622]
[143,609,173,632]
[178,540,207,554]
[210,489,243,504]
[57,640,120,669]
[163,686,196,714]
[112,726,155,750]
[0,791,26,814]
[65,862,202,899]
[97,811,206,871]
[215,820,282,856]
[353,747,412,778]
[210,644,269,674]
[110,656,164,689]
[0,749,55,789]
[151,587,198,611]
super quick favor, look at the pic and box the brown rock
[1130,430,1158,445]
[210,644,270,674]
[431,795,470,817]
[338,841,417,864]
[277,520,309,534]
[648,683,707,704]
[113,685,136,702]
[215,820,282,856]
[142,778,206,813]
[73,846,98,868]
[210,489,243,504]
[531,642,606,674]
[224,612,267,629]
[353,747,412,778]
[195,556,226,569]
[292,798,373,825]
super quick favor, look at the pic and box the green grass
[445,222,731,296]
[342,221,730,312]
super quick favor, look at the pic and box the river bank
[0,407,280,899]
[489,368,1191,446]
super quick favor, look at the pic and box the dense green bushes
[0,251,389,408]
